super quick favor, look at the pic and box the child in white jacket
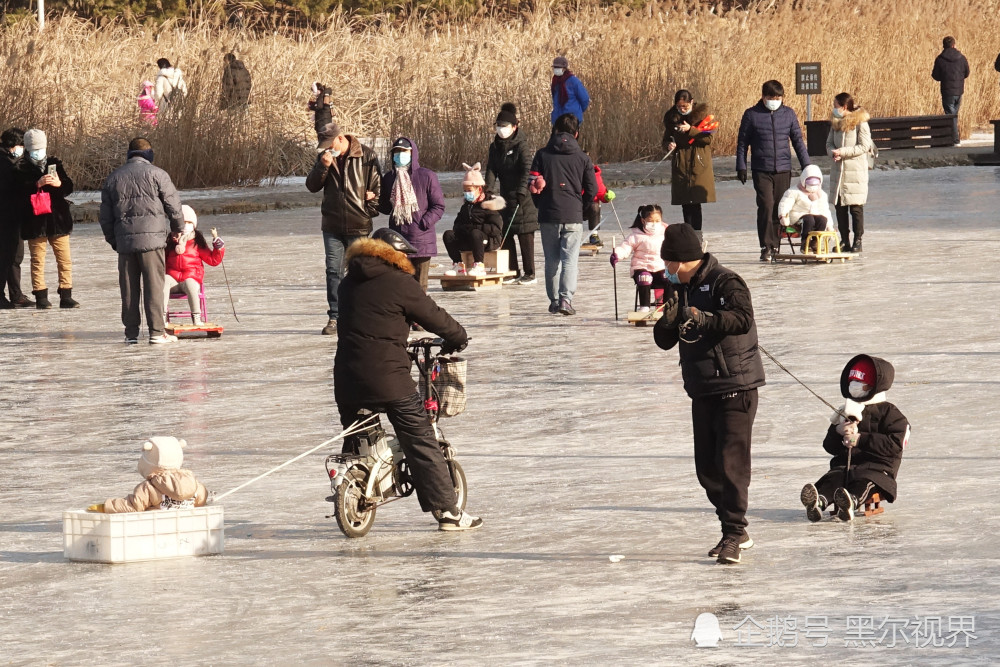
[610,205,668,311]
[778,164,833,252]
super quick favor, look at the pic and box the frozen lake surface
[2,166,999,663]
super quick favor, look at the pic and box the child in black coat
[801,355,910,521]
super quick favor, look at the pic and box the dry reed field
[2,0,999,189]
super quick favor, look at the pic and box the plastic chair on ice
[167,282,209,324]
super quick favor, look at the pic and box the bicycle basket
[420,355,467,418]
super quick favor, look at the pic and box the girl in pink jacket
[137,80,158,126]
[609,205,668,312]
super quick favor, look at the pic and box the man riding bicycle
[334,227,483,531]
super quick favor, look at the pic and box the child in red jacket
[164,205,225,326]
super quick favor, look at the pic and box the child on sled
[800,355,910,521]
[164,204,225,326]
[609,205,668,312]
[777,164,833,252]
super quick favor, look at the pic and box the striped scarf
[391,166,420,225]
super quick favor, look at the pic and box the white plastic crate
[63,506,224,563]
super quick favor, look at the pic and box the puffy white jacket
[777,164,832,227]
[154,67,188,108]
[612,224,666,273]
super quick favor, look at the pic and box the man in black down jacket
[654,223,765,565]
[305,121,381,336]
[932,36,970,144]
[99,137,184,344]
[334,228,482,531]
[736,80,810,262]
[530,113,597,316]
[0,127,32,308]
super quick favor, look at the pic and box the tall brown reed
[2,0,998,189]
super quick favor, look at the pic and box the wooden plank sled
[434,271,516,291]
[166,322,224,338]
[772,251,855,264]
[626,310,663,327]
[579,243,601,256]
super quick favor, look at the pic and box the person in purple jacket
[736,80,810,262]
[378,137,445,292]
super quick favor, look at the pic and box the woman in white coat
[826,92,874,253]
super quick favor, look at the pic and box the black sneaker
[834,487,856,522]
[851,239,863,253]
[548,301,560,314]
[434,509,484,531]
[588,233,603,247]
[708,531,753,558]
[321,319,337,336]
[716,534,746,564]
[558,298,576,316]
[759,247,771,262]
[800,483,825,522]
[0,296,11,309]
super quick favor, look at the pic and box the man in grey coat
[99,137,184,344]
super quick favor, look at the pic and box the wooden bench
[868,114,957,150]
[992,120,1000,153]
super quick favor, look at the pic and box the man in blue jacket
[550,56,590,125]
[736,80,810,262]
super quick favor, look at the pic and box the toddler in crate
[87,436,210,513]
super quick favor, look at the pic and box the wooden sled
[863,493,884,517]
[626,309,663,327]
[579,243,601,256]
[773,230,854,264]
[772,250,855,265]
[166,322,224,338]
[434,271,516,291]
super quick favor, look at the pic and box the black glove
[440,339,468,356]
[737,169,748,184]
[660,287,680,328]
[682,305,714,331]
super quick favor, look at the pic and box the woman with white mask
[826,92,874,253]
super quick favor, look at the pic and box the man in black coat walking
[334,228,482,531]
[654,223,765,565]
[932,36,970,144]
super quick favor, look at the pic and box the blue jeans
[942,95,961,143]
[323,232,364,319]
[540,222,583,304]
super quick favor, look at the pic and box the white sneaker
[517,276,537,285]
[193,316,205,327]
[468,262,487,277]
[444,262,466,276]
[503,274,521,284]
[149,333,178,345]
[434,509,484,531]
[637,306,651,313]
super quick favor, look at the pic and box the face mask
[764,99,782,111]
[805,184,820,193]
[832,108,845,118]
[29,149,46,164]
[392,151,411,168]
[666,269,682,285]
[849,381,870,398]
[553,68,565,77]
[463,191,477,203]
[643,222,661,234]
[678,107,691,116]
[12,146,23,158]
[183,223,194,234]
[496,125,514,139]
[328,148,342,158]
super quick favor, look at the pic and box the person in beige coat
[88,436,209,513]
[826,92,875,253]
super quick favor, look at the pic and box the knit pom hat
[496,102,518,126]
[660,223,704,262]
[23,129,46,152]
[462,162,485,187]
[181,204,198,227]
[137,436,187,478]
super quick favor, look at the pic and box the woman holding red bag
[15,129,77,309]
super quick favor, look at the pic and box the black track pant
[442,228,488,264]
[0,226,25,300]
[835,203,864,248]
[632,269,669,308]
[751,170,791,250]
[681,203,703,230]
[503,232,535,278]
[691,388,757,536]
[798,215,829,250]
[586,201,601,231]
[339,392,458,513]
[814,469,878,508]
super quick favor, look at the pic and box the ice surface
[2,167,999,663]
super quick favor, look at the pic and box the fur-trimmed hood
[345,237,415,276]
[480,193,506,211]
[831,108,870,133]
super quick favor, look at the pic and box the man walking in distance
[99,137,184,344]
[736,80,810,262]
[932,36,970,145]
[654,223,765,564]
[305,121,381,336]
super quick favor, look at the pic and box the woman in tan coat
[826,92,875,253]
[662,90,715,239]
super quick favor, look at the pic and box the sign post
[795,62,822,121]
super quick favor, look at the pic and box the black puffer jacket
[485,129,539,234]
[0,151,21,233]
[15,157,74,240]
[932,47,971,96]
[654,253,766,398]
[530,132,597,225]
[452,193,505,251]
[822,354,910,501]
[305,135,381,237]
[99,156,184,253]
[334,238,468,406]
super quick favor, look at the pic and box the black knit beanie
[661,223,704,262]
[496,102,518,125]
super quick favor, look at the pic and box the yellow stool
[804,231,840,255]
